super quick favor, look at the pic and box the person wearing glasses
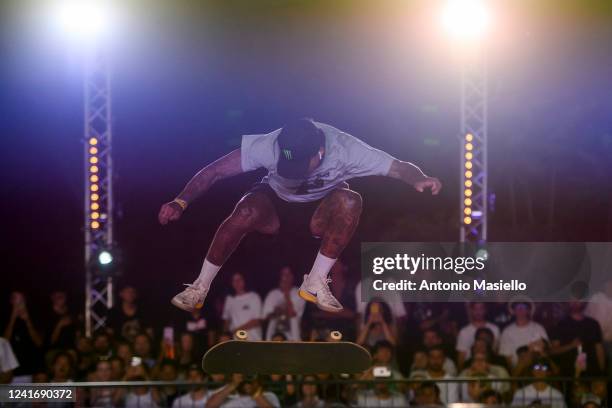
[511,358,567,408]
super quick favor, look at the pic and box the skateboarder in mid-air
[159,118,442,313]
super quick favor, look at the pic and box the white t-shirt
[499,321,548,366]
[356,390,408,407]
[423,372,459,405]
[585,292,612,342]
[511,384,567,408]
[222,292,263,341]
[171,391,210,408]
[456,322,501,358]
[241,122,395,202]
[354,280,407,321]
[220,392,280,408]
[0,337,19,373]
[262,287,305,341]
[125,391,159,408]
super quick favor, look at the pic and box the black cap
[277,118,325,179]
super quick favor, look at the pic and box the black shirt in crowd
[107,306,151,341]
[551,315,603,376]
[7,319,43,376]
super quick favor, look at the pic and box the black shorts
[247,182,323,237]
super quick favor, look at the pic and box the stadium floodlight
[53,0,113,41]
[441,0,490,42]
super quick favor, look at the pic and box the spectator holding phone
[3,291,43,382]
[356,301,398,348]
[262,266,305,341]
[550,297,606,377]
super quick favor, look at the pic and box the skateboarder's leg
[172,192,279,312]
[310,188,363,258]
[299,188,362,312]
[206,192,280,265]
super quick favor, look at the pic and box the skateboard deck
[202,340,371,375]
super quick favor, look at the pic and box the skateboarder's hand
[413,176,442,195]
[158,201,184,225]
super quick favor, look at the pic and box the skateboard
[202,330,371,375]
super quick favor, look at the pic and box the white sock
[195,259,221,289]
[309,251,337,280]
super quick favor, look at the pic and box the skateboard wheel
[234,330,248,340]
[330,331,342,341]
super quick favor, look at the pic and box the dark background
[1,0,611,322]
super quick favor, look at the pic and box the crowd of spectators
[2,262,611,407]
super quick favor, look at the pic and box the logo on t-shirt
[295,172,329,195]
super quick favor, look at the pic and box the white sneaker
[171,283,209,312]
[298,274,343,313]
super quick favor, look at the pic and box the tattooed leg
[310,188,363,258]
[206,192,280,265]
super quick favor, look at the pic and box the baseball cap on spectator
[508,296,535,316]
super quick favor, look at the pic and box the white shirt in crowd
[585,292,612,342]
[124,391,159,408]
[262,287,305,341]
[356,390,408,407]
[456,322,500,359]
[219,392,280,408]
[294,397,325,408]
[0,337,19,374]
[172,391,210,408]
[499,321,548,366]
[354,280,407,321]
[241,122,395,203]
[222,292,263,341]
[511,384,567,408]
[423,372,459,405]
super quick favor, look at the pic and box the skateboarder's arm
[387,159,442,195]
[177,149,244,206]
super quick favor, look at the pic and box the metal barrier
[0,377,608,407]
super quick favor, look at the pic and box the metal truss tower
[84,50,114,337]
[459,48,488,242]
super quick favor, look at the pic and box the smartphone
[373,366,392,378]
[163,327,175,359]
[163,327,174,344]
[370,303,380,314]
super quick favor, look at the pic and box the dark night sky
[1,0,611,321]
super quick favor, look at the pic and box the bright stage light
[442,0,490,41]
[98,250,113,265]
[54,0,113,41]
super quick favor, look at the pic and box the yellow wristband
[173,198,188,211]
